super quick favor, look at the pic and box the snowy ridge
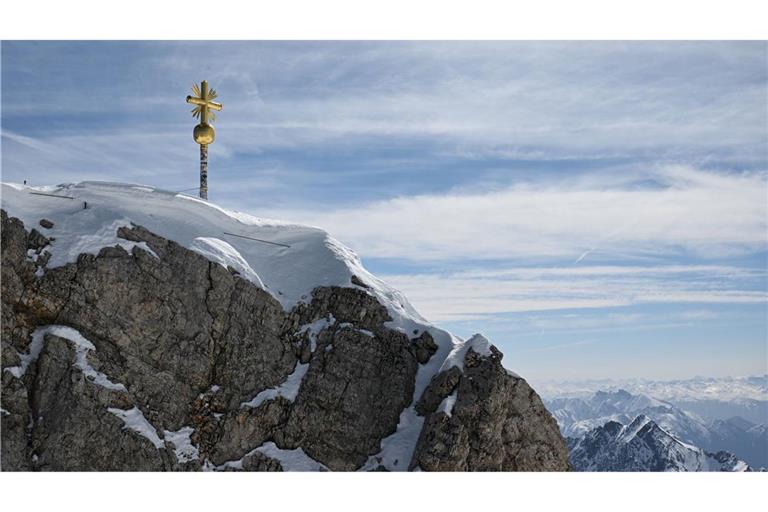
[568,414,752,472]
[439,333,493,372]
[619,414,653,442]
[546,389,713,441]
[551,389,766,470]
[0,180,508,471]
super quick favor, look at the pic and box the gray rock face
[277,326,417,470]
[230,451,283,472]
[1,210,569,471]
[411,348,570,471]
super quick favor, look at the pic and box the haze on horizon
[1,41,766,384]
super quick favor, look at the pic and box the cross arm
[186,96,223,111]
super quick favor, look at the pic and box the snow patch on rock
[241,361,309,409]
[255,442,327,471]
[163,426,199,463]
[298,314,336,351]
[5,325,125,392]
[107,406,164,449]
[338,322,374,338]
[4,326,49,378]
[215,441,327,471]
[438,390,458,417]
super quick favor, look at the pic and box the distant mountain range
[545,388,767,470]
[672,398,767,426]
[537,374,767,403]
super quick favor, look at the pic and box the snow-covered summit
[1,181,417,317]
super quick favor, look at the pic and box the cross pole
[186,80,223,200]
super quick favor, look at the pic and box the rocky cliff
[0,183,569,472]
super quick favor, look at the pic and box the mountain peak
[569,414,751,472]
[0,182,570,471]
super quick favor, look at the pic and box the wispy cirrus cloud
[522,339,601,353]
[264,166,768,263]
[3,42,766,184]
[379,264,767,321]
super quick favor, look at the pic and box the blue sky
[2,41,766,383]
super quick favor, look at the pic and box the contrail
[574,249,592,264]
[573,188,672,265]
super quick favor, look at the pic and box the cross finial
[186,80,223,145]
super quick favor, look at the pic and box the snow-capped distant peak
[569,415,752,472]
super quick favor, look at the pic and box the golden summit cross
[186,80,223,200]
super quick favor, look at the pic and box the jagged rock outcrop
[411,348,569,471]
[1,210,569,471]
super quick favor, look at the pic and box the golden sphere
[193,123,215,145]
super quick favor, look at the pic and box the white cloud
[210,43,764,160]
[265,166,767,262]
[1,128,200,186]
[522,339,600,353]
[5,42,765,161]
[379,265,767,321]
